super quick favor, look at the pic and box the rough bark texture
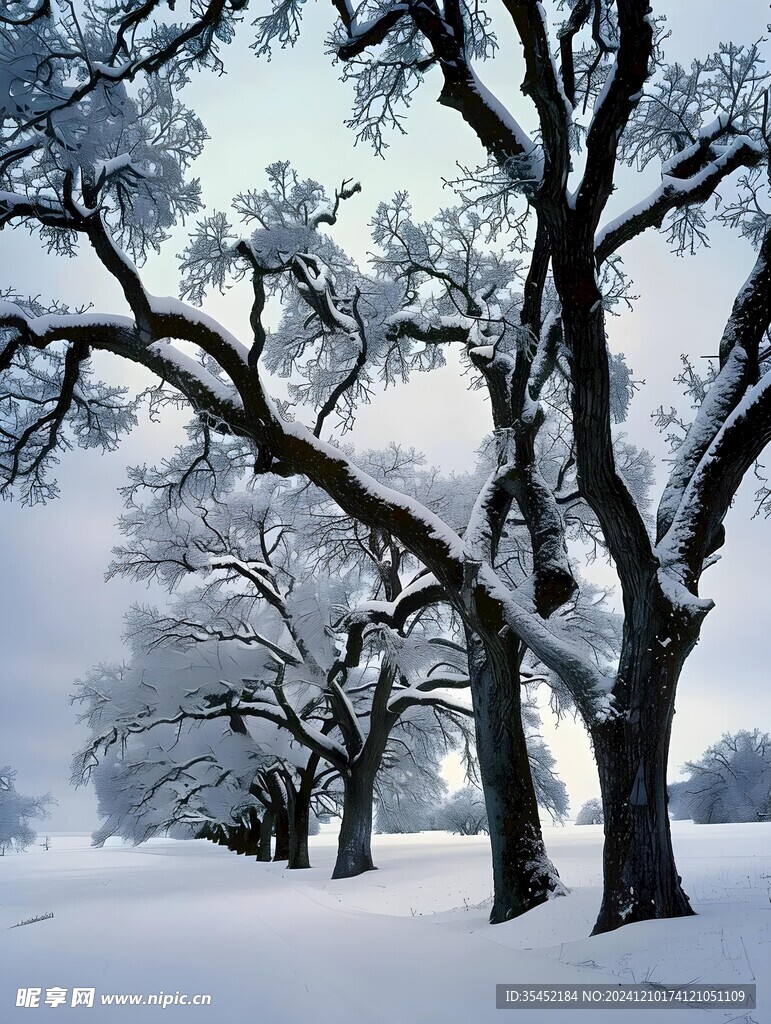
[332,765,377,879]
[466,628,566,924]
[286,771,313,870]
[256,808,273,862]
[331,662,397,879]
[591,592,701,934]
[265,773,290,862]
[552,244,697,934]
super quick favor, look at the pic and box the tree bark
[273,799,290,862]
[288,791,311,869]
[265,772,290,862]
[256,807,273,862]
[331,662,396,879]
[551,246,702,934]
[466,628,566,924]
[332,764,377,879]
[243,808,262,857]
[284,769,314,870]
[591,601,700,934]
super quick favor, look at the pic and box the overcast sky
[1,0,769,832]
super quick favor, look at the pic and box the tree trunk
[243,808,262,857]
[332,765,377,879]
[226,824,243,854]
[285,773,313,870]
[273,802,290,862]
[467,628,567,924]
[288,790,311,869]
[549,248,708,935]
[591,605,700,934]
[265,771,290,861]
[331,664,395,879]
[256,807,273,862]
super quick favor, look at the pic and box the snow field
[1,822,768,1023]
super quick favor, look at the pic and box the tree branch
[596,133,764,265]
[575,0,654,231]
[499,0,571,201]
[657,223,771,548]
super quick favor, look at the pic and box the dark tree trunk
[466,628,566,924]
[284,766,315,870]
[265,772,290,861]
[287,788,311,869]
[331,663,395,880]
[256,807,273,862]
[332,764,377,879]
[243,808,262,857]
[195,823,222,845]
[548,248,710,935]
[274,811,290,860]
[273,800,290,862]
[226,825,243,853]
[591,602,700,934]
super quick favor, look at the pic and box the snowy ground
[1,822,768,1022]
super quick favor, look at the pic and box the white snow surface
[1,822,767,1022]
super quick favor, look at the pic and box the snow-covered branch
[659,367,771,584]
[596,133,765,264]
[328,0,540,175]
[575,0,654,227]
[657,223,771,557]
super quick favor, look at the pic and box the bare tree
[260,0,771,931]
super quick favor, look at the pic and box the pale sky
[0,0,769,831]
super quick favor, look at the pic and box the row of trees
[71,438,571,877]
[1,0,770,934]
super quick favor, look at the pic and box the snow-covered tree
[525,731,569,824]
[74,440,477,877]
[260,0,771,935]
[668,731,771,824]
[87,723,269,854]
[72,640,341,869]
[575,798,604,826]
[3,0,770,934]
[435,786,489,836]
[0,767,53,854]
[375,746,447,834]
